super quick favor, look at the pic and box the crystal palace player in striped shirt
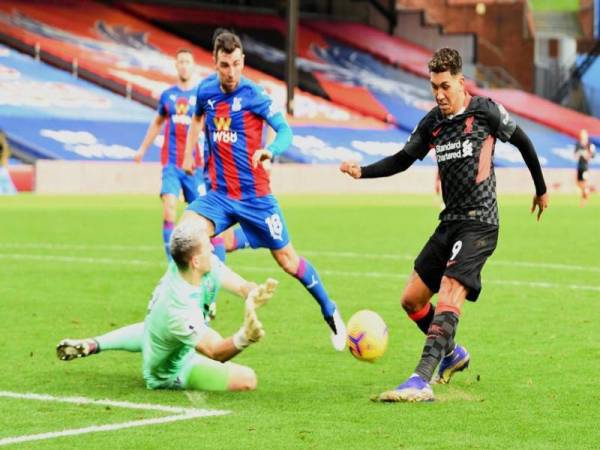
[341,48,549,401]
[181,29,347,351]
[134,49,250,266]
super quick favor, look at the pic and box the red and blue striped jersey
[158,85,202,168]
[195,75,281,200]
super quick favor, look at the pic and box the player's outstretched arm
[194,279,277,362]
[340,149,417,179]
[182,114,204,174]
[508,125,549,221]
[339,161,362,178]
[195,328,241,362]
[134,115,165,162]
[246,278,278,309]
[219,263,258,299]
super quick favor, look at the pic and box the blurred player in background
[341,48,548,402]
[134,48,205,260]
[574,128,596,207]
[181,29,347,351]
[0,130,17,195]
[57,221,277,392]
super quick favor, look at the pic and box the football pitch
[1,193,599,449]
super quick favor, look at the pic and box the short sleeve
[484,99,516,142]
[168,306,208,348]
[195,84,205,117]
[403,112,435,160]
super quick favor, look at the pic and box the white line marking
[0,242,158,252]
[1,253,599,292]
[1,242,599,273]
[0,391,228,447]
[0,391,203,414]
[0,412,213,446]
[0,253,154,267]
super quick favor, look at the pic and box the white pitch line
[0,391,229,447]
[0,391,201,414]
[0,412,217,447]
[1,253,599,292]
[0,253,156,267]
[0,242,158,252]
[1,242,599,273]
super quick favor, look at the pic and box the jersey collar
[446,92,472,119]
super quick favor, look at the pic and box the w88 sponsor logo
[212,116,238,144]
[212,130,238,144]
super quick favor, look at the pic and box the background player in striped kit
[134,48,204,259]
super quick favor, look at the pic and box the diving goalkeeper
[57,220,277,392]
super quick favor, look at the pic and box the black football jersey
[404,95,516,226]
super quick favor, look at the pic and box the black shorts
[414,220,499,301]
[577,169,588,182]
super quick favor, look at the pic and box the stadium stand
[0,43,156,162]
[118,2,591,169]
[0,0,419,167]
[1,0,597,176]
[579,54,600,118]
[304,20,600,145]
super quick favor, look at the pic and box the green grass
[1,193,599,449]
[529,0,580,12]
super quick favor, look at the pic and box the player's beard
[438,103,451,116]
[221,79,237,93]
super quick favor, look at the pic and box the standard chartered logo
[212,116,238,144]
[436,139,474,162]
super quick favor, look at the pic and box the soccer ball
[346,310,388,362]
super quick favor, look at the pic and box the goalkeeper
[57,220,277,392]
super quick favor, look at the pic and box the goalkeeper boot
[56,339,99,361]
[377,374,434,403]
[325,306,347,352]
[432,344,470,385]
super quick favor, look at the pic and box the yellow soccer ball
[347,310,388,362]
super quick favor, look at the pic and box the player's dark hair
[175,48,193,58]
[212,28,243,56]
[428,48,462,75]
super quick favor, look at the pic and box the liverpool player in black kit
[340,48,549,402]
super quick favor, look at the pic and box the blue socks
[231,228,250,251]
[294,257,336,318]
[162,220,174,260]
[211,236,226,262]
